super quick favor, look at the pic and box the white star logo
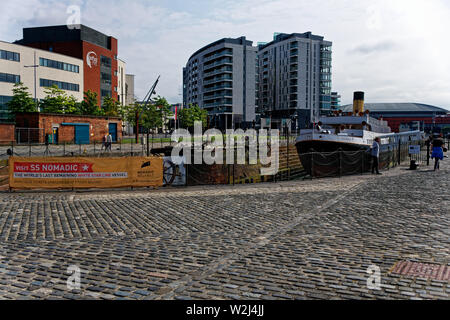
[82,165,89,171]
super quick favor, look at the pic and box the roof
[16,25,115,50]
[188,36,253,62]
[258,32,329,51]
[341,103,449,115]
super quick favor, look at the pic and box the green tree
[80,90,99,115]
[39,85,79,114]
[6,82,37,118]
[151,96,173,129]
[102,96,120,117]
[179,104,208,130]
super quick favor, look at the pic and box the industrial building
[341,103,450,133]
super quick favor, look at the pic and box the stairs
[276,145,307,181]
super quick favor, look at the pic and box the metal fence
[303,140,430,179]
[1,137,447,188]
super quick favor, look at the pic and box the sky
[1,0,449,110]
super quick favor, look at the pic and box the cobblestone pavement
[0,161,448,300]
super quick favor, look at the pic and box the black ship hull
[296,140,374,178]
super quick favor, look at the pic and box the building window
[39,57,79,73]
[101,90,111,97]
[0,72,20,84]
[0,50,20,62]
[40,78,79,92]
[101,56,112,67]
[101,72,112,84]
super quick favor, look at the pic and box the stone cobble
[0,161,448,300]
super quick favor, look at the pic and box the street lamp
[24,51,39,110]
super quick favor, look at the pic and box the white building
[0,41,84,121]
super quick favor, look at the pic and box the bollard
[361,150,365,174]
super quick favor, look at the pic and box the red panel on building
[16,25,119,106]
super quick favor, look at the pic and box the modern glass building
[330,91,341,113]
[256,32,332,129]
[183,37,257,130]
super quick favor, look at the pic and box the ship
[295,92,423,176]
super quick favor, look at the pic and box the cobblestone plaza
[0,161,448,300]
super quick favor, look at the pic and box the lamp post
[24,51,39,110]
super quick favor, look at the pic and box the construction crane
[135,75,160,144]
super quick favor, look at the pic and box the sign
[409,145,421,155]
[9,157,163,189]
[86,51,98,68]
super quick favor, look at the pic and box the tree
[179,104,208,130]
[6,82,37,118]
[39,85,79,114]
[80,90,99,115]
[151,96,173,129]
[102,96,120,117]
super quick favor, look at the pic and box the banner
[9,156,163,189]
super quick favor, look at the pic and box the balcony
[203,100,233,108]
[203,91,233,101]
[203,66,232,77]
[203,75,233,86]
[203,58,233,71]
[203,50,233,63]
[203,84,233,93]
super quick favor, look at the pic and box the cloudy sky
[1,0,449,109]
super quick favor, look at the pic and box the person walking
[371,137,382,175]
[431,134,445,171]
[101,134,107,151]
[106,133,113,152]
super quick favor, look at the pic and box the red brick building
[16,25,119,106]
[15,113,122,144]
[0,123,14,144]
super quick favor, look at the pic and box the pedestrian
[106,133,113,152]
[101,134,107,151]
[431,134,445,171]
[371,137,382,175]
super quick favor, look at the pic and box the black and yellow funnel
[353,91,365,115]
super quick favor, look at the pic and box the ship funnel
[353,91,365,115]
